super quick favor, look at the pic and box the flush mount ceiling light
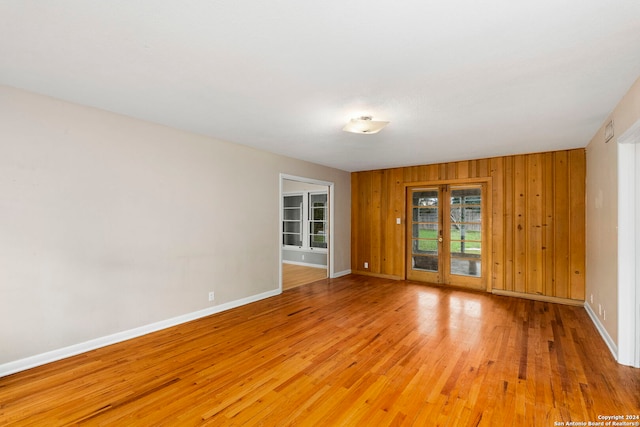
[342,116,389,134]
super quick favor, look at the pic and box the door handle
[438,237,443,242]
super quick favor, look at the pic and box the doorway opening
[406,182,489,291]
[279,174,334,291]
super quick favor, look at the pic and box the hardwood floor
[282,263,327,290]
[1,275,638,426]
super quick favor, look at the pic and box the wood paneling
[569,149,586,301]
[351,149,586,301]
[554,151,570,298]
[513,155,527,293]
[1,276,637,424]
[490,157,505,291]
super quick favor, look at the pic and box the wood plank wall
[351,149,586,301]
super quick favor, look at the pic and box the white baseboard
[0,288,281,378]
[584,302,618,361]
[332,269,351,278]
[282,260,327,269]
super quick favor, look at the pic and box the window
[283,192,328,251]
[283,194,303,246]
[309,193,327,249]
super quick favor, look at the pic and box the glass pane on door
[411,189,439,272]
[449,186,481,277]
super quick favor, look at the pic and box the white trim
[617,120,640,368]
[279,174,335,291]
[0,288,280,378]
[279,176,284,293]
[585,302,618,360]
[331,269,352,278]
[282,260,327,269]
[282,246,328,254]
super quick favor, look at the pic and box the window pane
[413,207,437,222]
[310,193,327,204]
[412,223,438,239]
[449,185,482,275]
[283,222,300,233]
[450,207,481,223]
[450,256,481,277]
[412,190,438,207]
[307,193,327,249]
[450,242,481,256]
[412,255,438,272]
[283,234,302,246]
[311,221,324,234]
[284,195,303,207]
[412,239,438,255]
[283,194,303,247]
[284,208,301,221]
[310,234,327,248]
[449,225,481,240]
[311,207,325,221]
[309,194,327,220]
[450,187,481,202]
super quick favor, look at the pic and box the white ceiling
[2,1,640,172]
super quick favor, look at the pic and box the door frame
[617,120,640,368]
[279,174,335,292]
[405,185,444,284]
[404,177,493,292]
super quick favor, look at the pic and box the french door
[406,183,487,290]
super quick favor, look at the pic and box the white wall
[0,85,351,368]
[283,180,326,193]
[585,76,640,356]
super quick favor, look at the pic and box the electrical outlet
[208,291,215,302]
[598,304,602,315]
[396,217,401,225]
[301,254,305,260]
[364,262,369,269]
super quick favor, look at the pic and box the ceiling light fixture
[342,116,389,134]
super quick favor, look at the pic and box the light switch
[396,217,401,225]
